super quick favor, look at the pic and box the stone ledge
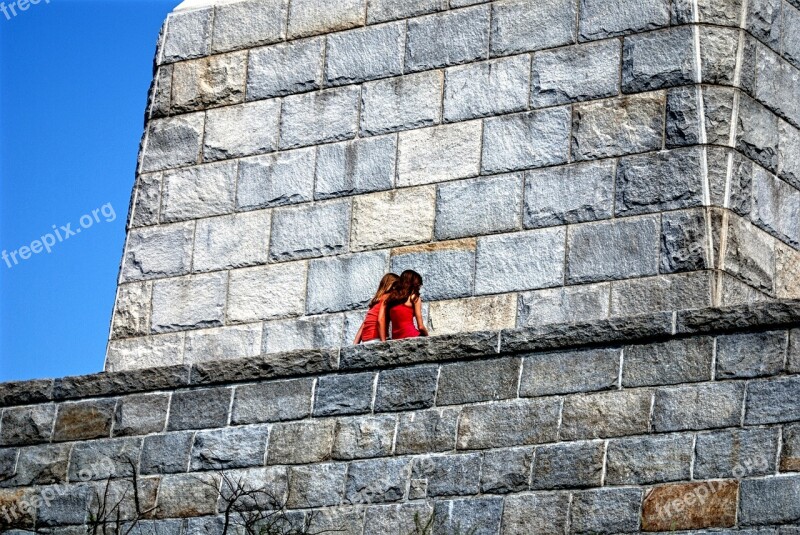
[2,300,799,408]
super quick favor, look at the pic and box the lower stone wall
[2,301,800,534]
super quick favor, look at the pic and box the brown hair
[385,270,423,309]
[369,273,399,308]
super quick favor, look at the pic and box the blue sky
[0,0,175,381]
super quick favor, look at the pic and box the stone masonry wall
[107,0,800,371]
[2,300,800,533]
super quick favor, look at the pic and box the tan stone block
[105,333,185,372]
[429,294,516,335]
[776,241,800,298]
[111,281,153,339]
[351,186,435,251]
[171,51,247,113]
[642,480,738,531]
[397,121,482,187]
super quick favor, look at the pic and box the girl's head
[386,269,423,308]
[369,272,399,307]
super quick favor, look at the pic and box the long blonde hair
[369,273,399,308]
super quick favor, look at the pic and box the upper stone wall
[107,0,800,371]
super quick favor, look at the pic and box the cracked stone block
[151,272,227,333]
[140,113,204,173]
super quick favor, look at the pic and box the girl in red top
[353,273,399,344]
[379,270,429,340]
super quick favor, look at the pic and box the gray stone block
[615,147,704,216]
[231,378,313,425]
[670,0,743,25]
[268,420,335,464]
[237,148,315,210]
[139,431,193,475]
[435,173,523,240]
[481,107,571,173]
[160,8,212,63]
[490,0,576,56]
[623,336,714,387]
[326,22,405,86]
[606,433,693,485]
[516,284,610,327]
[474,228,565,294]
[412,453,481,497]
[315,135,396,200]
[306,251,389,314]
[193,211,271,273]
[280,86,360,149]
[362,503,435,535]
[572,93,665,161]
[779,120,800,189]
[360,70,443,136]
[444,55,529,122]
[374,365,438,412]
[520,347,619,397]
[332,415,396,460]
[367,0,445,22]
[433,497,503,535]
[665,86,701,147]
[479,447,533,494]
[716,330,787,379]
[7,443,69,487]
[745,376,800,424]
[752,167,800,248]
[202,99,280,161]
[737,94,780,172]
[531,39,621,107]
[724,215,776,294]
[622,26,695,93]
[699,26,739,85]
[211,0,287,54]
[457,399,560,449]
[566,216,660,284]
[501,492,569,535]
[579,0,670,39]
[570,488,643,534]
[395,408,459,454]
[262,314,345,354]
[140,113,204,173]
[112,393,169,437]
[161,161,237,223]
[129,172,162,228]
[105,334,186,372]
[345,458,411,504]
[155,472,221,518]
[397,122,483,187]
[739,475,800,526]
[660,209,713,274]
[166,387,232,431]
[287,0,366,39]
[791,328,800,373]
[405,6,489,72]
[524,160,615,229]
[287,463,347,508]
[35,482,92,526]
[121,222,194,283]
[269,200,351,261]
[68,437,141,481]
[227,263,307,323]
[247,37,323,100]
[171,52,246,113]
[151,272,227,333]
[111,282,152,340]
[53,399,116,442]
[746,0,782,49]
[653,382,745,431]
[0,404,55,446]
[391,246,475,301]
[532,440,604,489]
[314,373,375,417]
[437,358,520,405]
[190,425,269,470]
[560,390,652,440]
[785,2,800,68]
[695,427,779,479]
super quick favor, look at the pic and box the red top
[389,303,420,340]
[361,301,383,341]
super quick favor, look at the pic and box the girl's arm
[377,301,388,342]
[413,297,429,336]
[353,323,364,345]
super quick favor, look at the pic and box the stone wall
[107,0,800,371]
[2,300,800,533]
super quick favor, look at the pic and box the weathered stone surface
[315,135,395,200]
[0,487,37,528]
[4,443,69,487]
[606,433,693,485]
[105,334,185,372]
[520,347,619,397]
[779,120,800,189]
[140,113,204,173]
[111,282,152,339]
[113,392,169,436]
[444,55,529,121]
[237,148,315,210]
[53,399,115,442]
[344,458,409,505]
[501,492,570,535]
[438,358,520,405]
[314,373,375,417]
[579,0,670,39]
[326,22,405,85]
[306,251,389,314]
[532,440,604,489]
[331,415,395,460]
[139,431,193,476]
[166,387,232,431]
[391,243,475,301]
[202,99,279,161]
[792,328,800,373]
[397,121,482,187]
[155,472,220,518]
[433,497,503,535]
[161,161,237,223]
[480,447,533,494]
[435,174,522,240]
[412,453,481,497]
[524,160,614,229]
[67,437,141,481]
[622,26,694,93]
[516,283,610,327]
[642,480,738,531]
[653,382,744,431]
[716,330,787,379]
[362,503,435,535]
[227,263,307,323]
[306,506,365,535]
[171,52,247,113]
[247,37,323,100]
[671,0,743,26]
[151,272,227,333]
[268,420,335,464]
[745,375,800,424]
[405,6,489,72]
[481,107,571,174]
[784,2,800,69]
[570,488,643,534]
[615,147,704,216]
[531,40,620,107]
[457,399,560,449]
[0,404,55,446]
[746,0,782,48]
[367,0,445,23]
[160,8,212,63]
[287,0,366,39]
[737,93,780,172]
[193,211,271,273]
[490,0,576,56]
[211,0,287,53]
[561,389,652,440]
[665,86,700,147]
[572,93,665,161]
[270,200,351,261]
[230,378,312,425]
[783,423,800,471]
[754,44,800,129]
[660,209,712,273]
[280,86,360,149]
[374,365,438,412]
[52,365,191,401]
[700,27,739,85]
[360,70,443,136]
[475,228,565,294]
[395,408,458,454]
[35,482,92,526]
[724,215,776,294]
[130,172,162,228]
[121,222,194,283]
[566,216,660,284]
[262,314,345,354]
[779,242,800,299]
[351,187,436,250]
[191,425,269,470]
[623,336,714,387]
[752,167,800,248]
[695,427,778,479]
[739,475,800,525]
[430,294,517,335]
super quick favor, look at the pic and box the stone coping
[2,299,800,408]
